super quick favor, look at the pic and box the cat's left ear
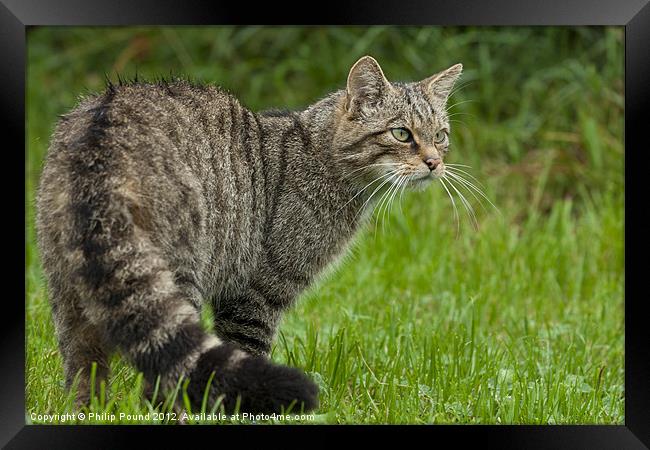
[420,63,463,106]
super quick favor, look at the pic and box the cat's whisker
[344,170,389,185]
[397,173,413,215]
[444,170,489,214]
[338,169,400,214]
[382,174,406,234]
[448,119,469,128]
[454,182,480,232]
[445,99,475,112]
[342,163,399,180]
[445,169,488,199]
[446,163,474,169]
[390,175,407,220]
[438,177,460,239]
[395,175,408,218]
[342,165,400,186]
[445,170,490,205]
[445,170,501,216]
[374,174,402,237]
[447,80,473,100]
[388,174,406,219]
[374,181,392,237]
[370,175,400,238]
[445,166,485,188]
[447,112,475,119]
[373,190,389,238]
[443,175,479,231]
[355,170,400,221]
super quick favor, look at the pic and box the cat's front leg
[211,286,282,356]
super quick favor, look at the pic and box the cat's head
[334,56,462,191]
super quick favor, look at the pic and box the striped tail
[71,190,317,413]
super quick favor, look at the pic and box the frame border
[5,1,648,448]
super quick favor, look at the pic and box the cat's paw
[187,342,319,414]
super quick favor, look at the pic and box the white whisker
[444,175,479,231]
[438,177,460,239]
[372,180,391,237]
[445,170,489,213]
[449,119,469,128]
[447,80,473,99]
[397,173,411,215]
[375,174,402,237]
[342,163,399,180]
[445,99,475,111]
[445,166,485,188]
[445,170,501,216]
[382,174,406,234]
[388,175,406,219]
[355,171,399,221]
[337,169,399,214]
[446,112,474,119]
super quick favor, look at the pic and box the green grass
[26,26,624,424]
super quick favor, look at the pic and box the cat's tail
[185,340,320,413]
[63,186,317,413]
[73,212,317,412]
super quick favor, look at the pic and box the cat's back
[38,79,246,208]
[46,80,236,164]
[36,80,259,292]
[38,80,237,222]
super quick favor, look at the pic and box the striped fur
[35,56,462,412]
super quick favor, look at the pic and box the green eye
[435,130,448,143]
[391,128,411,142]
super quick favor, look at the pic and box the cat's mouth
[403,173,434,192]
[411,175,434,186]
[411,168,445,183]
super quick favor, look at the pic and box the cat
[36,55,462,414]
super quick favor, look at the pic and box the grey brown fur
[36,56,462,412]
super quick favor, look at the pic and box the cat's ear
[420,63,463,106]
[345,56,392,114]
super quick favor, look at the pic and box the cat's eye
[391,128,412,142]
[434,130,448,144]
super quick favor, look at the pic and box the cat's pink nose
[425,158,442,171]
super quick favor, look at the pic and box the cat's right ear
[345,56,392,115]
[420,63,463,107]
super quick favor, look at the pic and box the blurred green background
[26,27,624,424]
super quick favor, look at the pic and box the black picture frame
[4,0,649,448]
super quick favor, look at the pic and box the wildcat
[36,56,462,413]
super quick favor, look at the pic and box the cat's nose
[425,157,442,171]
